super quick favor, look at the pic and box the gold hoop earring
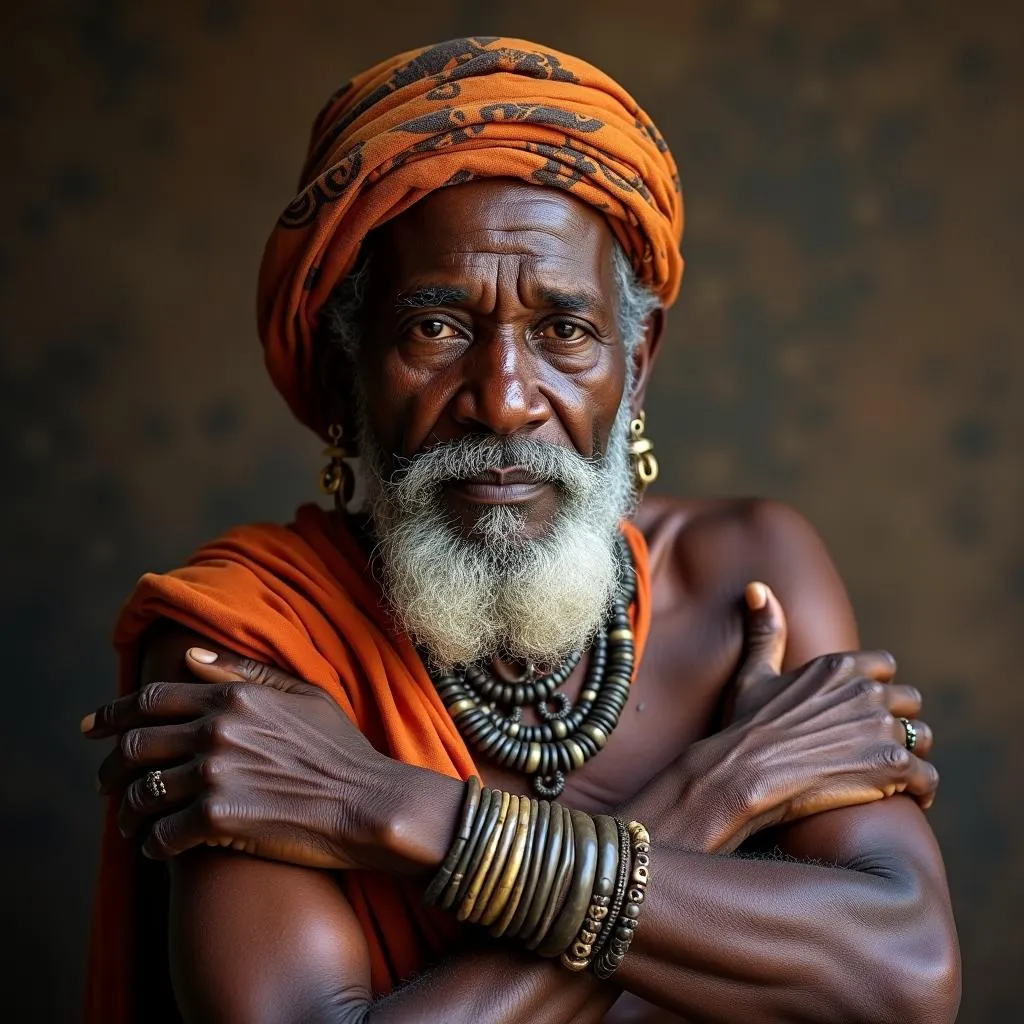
[628,410,658,495]
[319,423,355,512]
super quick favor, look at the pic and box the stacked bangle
[561,813,619,971]
[592,820,651,979]
[422,775,481,907]
[426,778,650,975]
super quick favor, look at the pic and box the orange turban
[257,36,684,438]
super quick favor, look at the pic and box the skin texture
[85,181,960,1023]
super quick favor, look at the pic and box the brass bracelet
[457,790,511,921]
[470,793,521,924]
[423,775,481,907]
[518,800,565,941]
[592,820,650,979]
[503,798,550,939]
[561,812,619,971]
[525,804,576,950]
[441,785,493,910]
[539,809,598,957]
[481,794,534,928]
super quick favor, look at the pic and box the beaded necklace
[430,534,637,798]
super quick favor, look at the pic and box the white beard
[355,396,637,670]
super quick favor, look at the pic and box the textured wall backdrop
[2,2,1021,1020]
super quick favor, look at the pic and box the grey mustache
[391,436,596,487]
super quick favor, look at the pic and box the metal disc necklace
[429,534,637,797]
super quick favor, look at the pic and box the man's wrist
[373,760,465,875]
[619,736,747,855]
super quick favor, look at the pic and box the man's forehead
[375,180,616,282]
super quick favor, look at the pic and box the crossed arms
[88,513,960,1023]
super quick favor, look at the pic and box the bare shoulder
[634,495,858,661]
[634,495,835,590]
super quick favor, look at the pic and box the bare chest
[474,592,743,814]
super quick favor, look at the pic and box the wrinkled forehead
[368,179,618,294]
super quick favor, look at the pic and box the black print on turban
[390,107,489,153]
[425,82,462,101]
[306,37,499,174]
[393,107,470,135]
[527,139,599,191]
[280,142,364,229]
[478,103,603,133]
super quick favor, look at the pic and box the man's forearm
[613,840,956,1023]
[343,945,615,1024]
[385,769,957,1024]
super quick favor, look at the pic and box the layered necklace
[429,534,637,798]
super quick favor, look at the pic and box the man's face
[355,178,630,541]
[335,179,648,669]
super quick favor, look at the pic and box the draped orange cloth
[87,505,651,1022]
[257,36,684,439]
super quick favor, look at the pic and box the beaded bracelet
[592,819,650,979]
[588,816,631,966]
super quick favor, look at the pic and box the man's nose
[450,331,550,436]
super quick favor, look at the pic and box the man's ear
[629,306,666,415]
[315,341,361,445]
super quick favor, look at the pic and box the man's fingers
[141,795,248,860]
[735,582,789,689]
[82,682,216,739]
[185,647,318,695]
[900,718,934,760]
[118,760,202,838]
[141,802,210,860]
[903,753,940,811]
[97,722,199,794]
[885,684,923,721]
[851,649,898,684]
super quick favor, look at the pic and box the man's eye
[541,321,589,343]
[411,319,460,341]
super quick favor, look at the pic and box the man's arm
[607,501,958,1020]
[146,521,958,1024]
[140,627,620,1024]
[169,849,616,1024]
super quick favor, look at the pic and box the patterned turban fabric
[257,36,685,437]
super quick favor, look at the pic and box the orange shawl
[257,36,683,439]
[87,504,651,1022]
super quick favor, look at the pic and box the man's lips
[445,467,550,505]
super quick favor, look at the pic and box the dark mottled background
[2,1,1020,1020]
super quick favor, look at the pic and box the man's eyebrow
[538,289,604,314]
[395,285,471,308]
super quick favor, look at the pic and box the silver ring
[144,769,167,800]
[899,718,918,753]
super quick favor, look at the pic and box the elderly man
[84,38,959,1023]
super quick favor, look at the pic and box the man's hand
[82,649,412,870]
[664,581,938,853]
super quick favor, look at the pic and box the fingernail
[188,647,218,664]
[745,582,768,610]
[80,713,95,733]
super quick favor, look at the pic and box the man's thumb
[736,582,788,688]
[185,647,313,693]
